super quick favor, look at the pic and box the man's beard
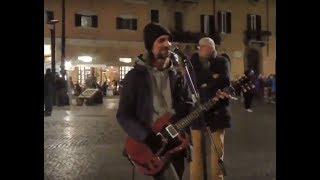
[155,47,170,60]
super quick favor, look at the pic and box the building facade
[44,0,275,85]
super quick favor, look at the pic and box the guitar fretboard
[174,98,218,131]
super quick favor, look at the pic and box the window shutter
[247,14,251,30]
[200,15,204,33]
[217,11,222,32]
[92,15,98,28]
[209,15,214,34]
[46,11,54,24]
[75,14,81,27]
[132,19,137,30]
[116,17,122,29]
[151,10,159,23]
[175,12,183,32]
[226,12,231,33]
[256,15,261,31]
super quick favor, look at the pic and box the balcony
[163,0,199,4]
[244,30,272,46]
[172,31,221,44]
[122,0,148,4]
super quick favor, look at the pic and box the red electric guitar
[124,75,254,176]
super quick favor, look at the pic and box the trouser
[44,95,53,113]
[244,92,253,109]
[153,154,185,180]
[190,129,225,180]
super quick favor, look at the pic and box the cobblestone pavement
[44,97,276,180]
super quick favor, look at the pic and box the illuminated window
[78,67,91,85]
[120,66,133,80]
[75,14,98,28]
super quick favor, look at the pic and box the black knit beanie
[143,23,172,52]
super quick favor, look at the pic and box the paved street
[44,97,276,180]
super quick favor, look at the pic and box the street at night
[44,97,275,180]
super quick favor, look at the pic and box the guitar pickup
[165,124,179,138]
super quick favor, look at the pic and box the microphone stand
[173,47,227,179]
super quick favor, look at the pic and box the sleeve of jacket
[207,57,231,107]
[208,56,231,90]
[116,70,151,142]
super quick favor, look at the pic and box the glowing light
[44,44,51,56]
[78,56,93,62]
[119,58,132,63]
[65,61,73,70]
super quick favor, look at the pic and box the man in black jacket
[189,37,231,180]
[117,23,193,180]
[117,23,230,180]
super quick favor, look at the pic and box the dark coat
[44,73,54,97]
[116,62,193,142]
[189,53,231,131]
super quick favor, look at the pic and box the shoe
[246,109,253,112]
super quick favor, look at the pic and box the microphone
[172,46,187,66]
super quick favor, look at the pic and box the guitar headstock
[233,75,255,93]
[222,75,255,98]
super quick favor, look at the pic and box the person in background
[67,77,74,105]
[265,75,273,103]
[85,69,98,89]
[256,74,264,100]
[271,74,276,104]
[101,81,107,96]
[189,37,231,180]
[55,73,65,106]
[44,68,54,116]
[243,69,255,112]
[74,82,82,97]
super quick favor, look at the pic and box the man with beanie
[116,22,194,180]
[189,37,231,180]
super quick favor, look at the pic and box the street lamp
[48,19,59,75]
[48,19,59,106]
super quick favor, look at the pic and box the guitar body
[125,113,189,176]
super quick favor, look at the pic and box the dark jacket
[44,73,54,97]
[189,53,231,130]
[116,57,193,142]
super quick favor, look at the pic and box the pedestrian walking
[44,68,54,116]
[243,69,255,112]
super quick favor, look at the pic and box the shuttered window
[247,14,261,31]
[45,11,54,24]
[75,14,98,28]
[151,10,159,23]
[174,12,183,32]
[116,17,138,30]
[200,15,215,34]
[218,11,231,34]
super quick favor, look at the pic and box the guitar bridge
[165,124,179,138]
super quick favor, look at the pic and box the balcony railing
[172,31,221,44]
[244,30,272,46]
[163,0,199,4]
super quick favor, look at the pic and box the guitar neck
[173,74,251,132]
[173,97,218,132]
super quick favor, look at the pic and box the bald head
[198,37,216,58]
[199,37,215,47]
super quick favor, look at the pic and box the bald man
[189,37,231,180]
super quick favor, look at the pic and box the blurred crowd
[232,73,276,104]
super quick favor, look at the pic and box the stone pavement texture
[44,97,276,180]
